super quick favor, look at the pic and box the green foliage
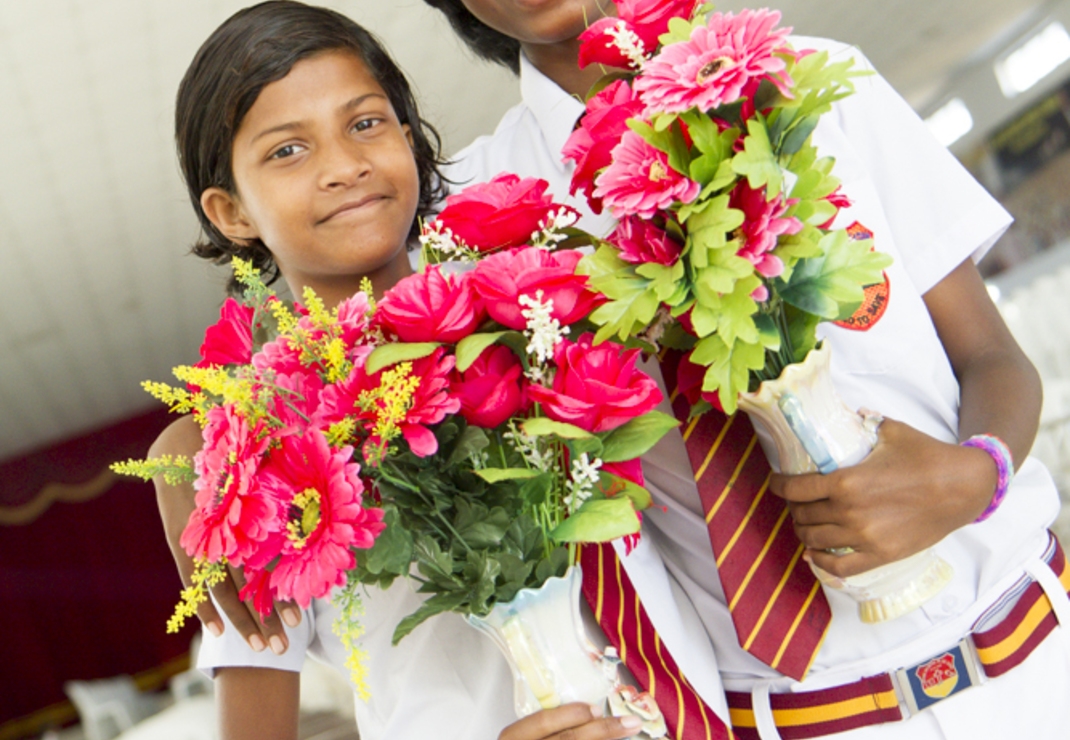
[549,497,641,543]
[732,118,782,197]
[365,342,441,374]
[776,231,892,319]
[599,411,680,463]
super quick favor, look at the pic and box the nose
[318,137,371,190]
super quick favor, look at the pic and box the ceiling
[0,0,1056,461]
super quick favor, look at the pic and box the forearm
[217,667,300,740]
[956,346,1042,469]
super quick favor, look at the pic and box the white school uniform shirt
[446,42,1068,738]
[200,38,1068,740]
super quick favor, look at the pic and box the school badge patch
[833,222,890,332]
[896,642,979,714]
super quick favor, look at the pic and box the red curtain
[0,408,197,737]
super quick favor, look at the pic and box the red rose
[578,0,699,69]
[451,345,527,429]
[562,80,645,214]
[198,298,254,367]
[608,216,682,266]
[528,334,662,432]
[468,247,602,330]
[377,266,485,343]
[435,173,573,253]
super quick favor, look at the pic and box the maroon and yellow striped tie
[660,349,831,681]
[580,542,733,740]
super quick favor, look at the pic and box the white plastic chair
[64,675,164,740]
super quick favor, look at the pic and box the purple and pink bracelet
[961,434,1015,523]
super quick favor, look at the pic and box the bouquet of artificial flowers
[115,176,678,697]
[564,0,892,413]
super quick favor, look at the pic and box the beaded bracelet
[961,434,1015,523]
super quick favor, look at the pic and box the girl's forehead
[239,51,391,135]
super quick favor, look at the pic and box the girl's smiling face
[459,0,610,46]
[201,50,418,306]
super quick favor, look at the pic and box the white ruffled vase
[467,565,668,738]
[737,342,954,623]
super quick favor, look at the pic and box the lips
[318,194,389,224]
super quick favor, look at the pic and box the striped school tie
[660,349,831,681]
[579,542,733,740]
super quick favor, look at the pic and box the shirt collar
[519,53,586,172]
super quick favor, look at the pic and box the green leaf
[567,435,605,461]
[474,468,544,483]
[692,335,766,414]
[534,546,570,583]
[358,507,414,576]
[779,114,820,157]
[732,118,782,197]
[392,591,469,645]
[550,497,641,544]
[521,417,593,440]
[454,501,511,549]
[776,230,893,319]
[518,472,554,507]
[445,425,490,467]
[455,332,509,372]
[785,304,822,364]
[595,472,653,511]
[366,342,441,374]
[754,312,781,352]
[660,15,705,46]
[599,411,680,463]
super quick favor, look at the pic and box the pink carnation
[562,80,645,214]
[608,216,682,266]
[729,181,802,279]
[593,130,701,219]
[180,405,279,566]
[634,9,793,114]
[254,429,385,609]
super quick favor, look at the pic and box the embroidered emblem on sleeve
[834,222,890,332]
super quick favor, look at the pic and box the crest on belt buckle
[895,640,982,715]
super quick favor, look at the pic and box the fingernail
[281,608,300,628]
[269,635,286,655]
[206,621,222,638]
[590,702,605,718]
[620,715,643,730]
[249,634,266,652]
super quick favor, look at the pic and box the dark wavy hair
[175,1,449,294]
[422,0,521,74]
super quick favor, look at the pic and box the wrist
[961,434,1015,523]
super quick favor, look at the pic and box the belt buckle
[893,639,986,717]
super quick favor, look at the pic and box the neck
[289,249,413,310]
[522,38,607,99]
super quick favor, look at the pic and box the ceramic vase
[467,565,668,737]
[737,342,954,623]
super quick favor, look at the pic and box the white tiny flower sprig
[565,452,603,511]
[419,220,482,263]
[503,421,556,472]
[608,20,648,70]
[519,290,569,384]
[529,207,580,250]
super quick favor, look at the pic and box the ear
[200,187,259,245]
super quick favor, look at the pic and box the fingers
[212,566,292,656]
[769,471,832,504]
[805,547,877,578]
[498,703,643,740]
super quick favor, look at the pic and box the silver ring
[823,546,855,556]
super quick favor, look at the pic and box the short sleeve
[196,595,311,677]
[808,38,1013,294]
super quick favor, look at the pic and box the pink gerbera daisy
[634,9,793,114]
[256,428,385,609]
[593,131,701,219]
[180,404,279,566]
